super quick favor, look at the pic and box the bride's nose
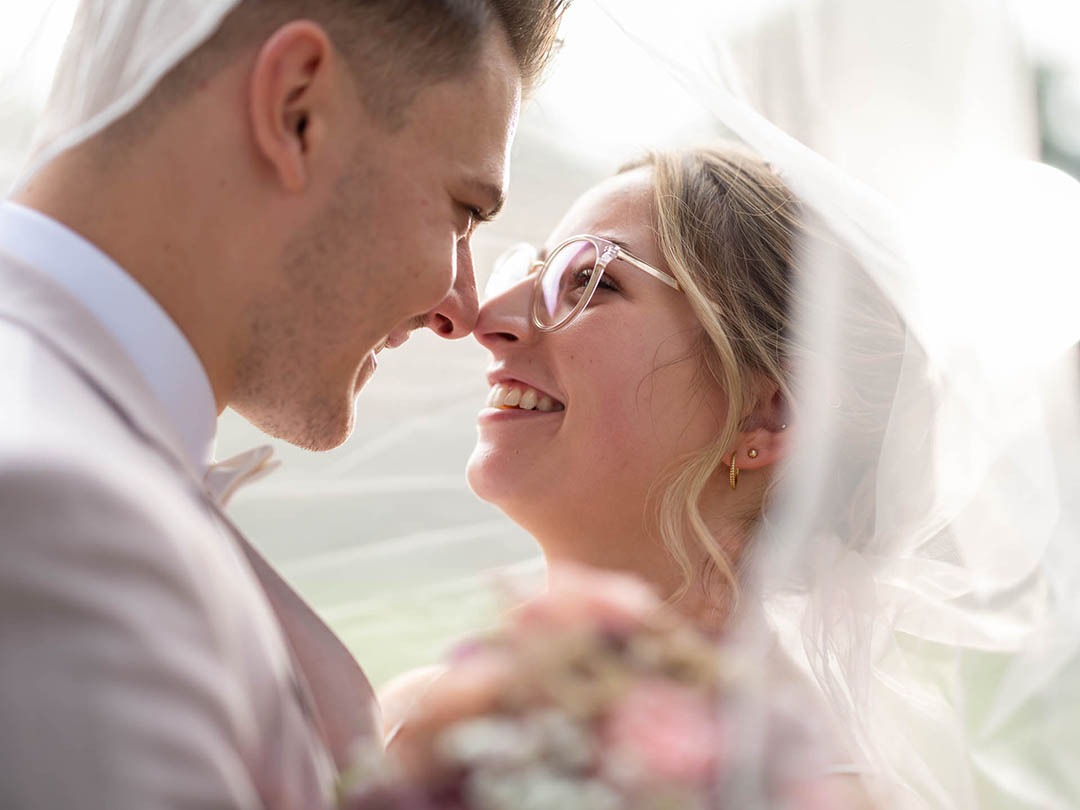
[474,277,534,349]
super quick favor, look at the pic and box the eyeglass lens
[534,239,599,328]
[484,243,536,301]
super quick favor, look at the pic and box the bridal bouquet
[343,568,855,809]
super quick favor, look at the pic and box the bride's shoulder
[752,633,881,795]
[378,664,447,743]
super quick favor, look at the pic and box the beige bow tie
[203,446,281,507]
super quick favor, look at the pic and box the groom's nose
[424,239,480,339]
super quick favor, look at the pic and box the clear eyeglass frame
[486,234,681,333]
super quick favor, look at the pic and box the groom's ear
[248,21,345,194]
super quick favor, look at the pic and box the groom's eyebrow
[467,179,507,222]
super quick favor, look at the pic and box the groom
[0,1,565,807]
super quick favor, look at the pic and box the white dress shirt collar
[0,201,217,473]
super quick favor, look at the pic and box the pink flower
[603,678,727,785]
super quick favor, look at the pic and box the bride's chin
[465,450,524,511]
[464,451,498,503]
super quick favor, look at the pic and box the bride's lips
[483,375,565,414]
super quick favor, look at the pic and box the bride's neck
[535,506,753,635]
[541,548,740,636]
[670,585,737,637]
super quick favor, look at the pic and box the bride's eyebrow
[535,235,636,266]
[598,235,639,261]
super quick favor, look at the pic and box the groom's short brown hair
[148,0,567,130]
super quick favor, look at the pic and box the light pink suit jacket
[0,251,378,808]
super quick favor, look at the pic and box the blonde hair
[623,145,802,608]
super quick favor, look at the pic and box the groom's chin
[237,397,356,453]
[296,402,356,452]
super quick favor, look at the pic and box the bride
[383,136,896,790]
[444,7,1080,804]
[356,18,1077,804]
[469,144,802,634]
[384,107,1080,810]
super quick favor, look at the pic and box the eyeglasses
[486,234,681,332]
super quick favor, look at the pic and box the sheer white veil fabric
[595,2,1080,808]
[13,2,1080,807]
[12,0,242,192]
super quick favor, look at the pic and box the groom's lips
[376,321,421,354]
[384,332,411,350]
[354,351,377,394]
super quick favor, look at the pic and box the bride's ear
[736,382,789,472]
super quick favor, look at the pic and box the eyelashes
[458,204,487,239]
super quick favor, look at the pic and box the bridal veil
[590,3,1080,807]
[9,0,242,191]
[8,2,1079,807]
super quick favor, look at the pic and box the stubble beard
[230,303,358,452]
[230,168,372,452]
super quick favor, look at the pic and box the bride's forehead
[548,167,656,240]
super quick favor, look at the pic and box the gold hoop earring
[729,454,739,490]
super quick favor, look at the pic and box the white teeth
[488,384,513,408]
[487,383,564,412]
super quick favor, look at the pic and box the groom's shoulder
[0,437,214,602]
[0,440,174,527]
[0,315,153,463]
[0,309,338,809]
[0,426,333,810]
[0,317,206,559]
[0,313,106,425]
